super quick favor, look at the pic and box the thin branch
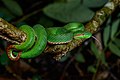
[0,0,120,60]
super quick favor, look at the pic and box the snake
[6,25,36,61]
[6,22,92,61]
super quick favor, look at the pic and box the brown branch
[0,18,26,44]
[0,0,120,60]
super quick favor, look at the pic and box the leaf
[38,16,54,28]
[111,19,120,39]
[108,42,120,57]
[103,25,110,47]
[32,74,42,80]
[1,0,23,16]
[99,52,107,65]
[83,0,108,8]
[91,42,106,64]
[91,42,99,59]
[118,12,120,17]
[75,53,85,63]
[66,0,81,3]
[87,65,96,73]
[113,38,120,48]
[0,53,10,65]
[0,7,15,21]
[43,2,94,23]
[106,16,111,25]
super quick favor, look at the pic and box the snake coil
[6,23,92,61]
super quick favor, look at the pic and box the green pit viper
[6,22,92,61]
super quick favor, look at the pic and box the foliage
[0,52,10,65]
[0,0,119,80]
[103,16,120,57]
[43,2,94,23]
[1,0,23,16]
[43,0,108,23]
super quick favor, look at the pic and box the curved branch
[0,0,120,60]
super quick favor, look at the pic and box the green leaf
[1,0,23,16]
[111,19,120,39]
[99,52,107,65]
[108,42,120,57]
[38,16,54,28]
[0,7,15,21]
[0,53,10,65]
[32,74,42,80]
[66,0,81,3]
[91,42,99,59]
[75,53,85,63]
[91,42,106,64]
[83,0,108,8]
[118,12,120,17]
[106,16,111,25]
[87,65,96,73]
[103,25,110,47]
[113,38,120,48]
[43,2,94,23]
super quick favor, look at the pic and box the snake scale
[6,22,92,61]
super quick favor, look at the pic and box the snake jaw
[47,40,72,44]
[6,45,22,61]
[74,34,84,39]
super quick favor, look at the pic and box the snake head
[74,31,92,40]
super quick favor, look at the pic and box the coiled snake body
[6,23,92,61]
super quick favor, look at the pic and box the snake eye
[74,31,92,40]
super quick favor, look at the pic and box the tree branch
[0,18,26,44]
[0,0,120,60]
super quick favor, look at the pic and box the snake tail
[6,25,36,61]
[6,45,22,61]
